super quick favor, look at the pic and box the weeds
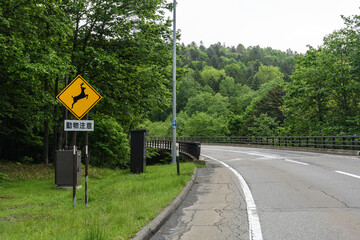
[0,161,197,239]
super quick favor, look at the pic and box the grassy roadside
[0,162,198,239]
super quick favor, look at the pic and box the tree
[238,78,284,135]
[89,114,130,168]
[200,66,226,91]
[184,92,229,117]
[283,12,360,136]
[253,65,284,89]
[248,114,279,136]
[224,62,247,84]
[179,112,229,137]
[219,77,235,97]
[321,16,360,133]
[0,0,175,165]
[0,0,72,163]
[177,70,202,112]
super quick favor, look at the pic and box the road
[151,145,360,240]
[202,145,360,240]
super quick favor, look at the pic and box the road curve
[202,145,360,240]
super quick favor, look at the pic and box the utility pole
[171,0,177,165]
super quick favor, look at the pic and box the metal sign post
[64,119,94,207]
[176,143,180,175]
[85,114,89,206]
[56,75,101,207]
[72,131,77,207]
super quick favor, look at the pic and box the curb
[130,168,199,240]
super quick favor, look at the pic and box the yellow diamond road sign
[56,75,102,120]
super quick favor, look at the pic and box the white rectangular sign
[64,120,94,131]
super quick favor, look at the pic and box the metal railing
[147,139,201,160]
[150,136,360,151]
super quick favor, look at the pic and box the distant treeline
[1,1,359,168]
[144,13,360,140]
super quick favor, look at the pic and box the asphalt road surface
[152,145,360,240]
[201,145,360,240]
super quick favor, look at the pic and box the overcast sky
[170,0,359,53]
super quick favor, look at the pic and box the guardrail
[147,139,201,160]
[150,136,360,151]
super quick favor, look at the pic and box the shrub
[89,115,130,168]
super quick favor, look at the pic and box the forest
[0,1,359,167]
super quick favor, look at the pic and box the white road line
[285,159,309,166]
[335,171,360,180]
[203,147,310,166]
[202,148,279,159]
[227,158,244,161]
[202,154,263,240]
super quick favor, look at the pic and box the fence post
[306,137,309,148]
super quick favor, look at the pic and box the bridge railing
[147,138,201,160]
[149,136,360,151]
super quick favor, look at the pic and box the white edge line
[335,171,360,179]
[202,154,263,240]
[285,159,309,166]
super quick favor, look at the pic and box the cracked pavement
[201,145,360,240]
[150,145,360,239]
[150,160,249,240]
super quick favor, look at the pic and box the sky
[170,0,359,53]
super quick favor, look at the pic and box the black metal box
[55,150,81,186]
[130,129,148,173]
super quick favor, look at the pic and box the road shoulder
[150,159,249,240]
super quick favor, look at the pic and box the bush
[146,148,172,165]
[89,115,130,168]
[179,112,229,136]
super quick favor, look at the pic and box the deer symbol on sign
[72,83,88,109]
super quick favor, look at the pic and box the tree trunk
[43,77,49,165]
[53,76,59,162]
[0,135,4,159]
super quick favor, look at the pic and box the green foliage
[84,226,108,240]
[200,66,226,91]
[140,119,171,137]
[146,148,172,165]
[0,172,9,182]
[224,62,247,84]
[148,35,298,137]
[184,92,229,117]
[0,161,196,239]
[2,0,359,165]
[89,115,130,168]
[248,114,279,136]
[178,112,229,137]
[283,14,360,136]
[236,79,285,135]
[19,156,35,165]
[0,0,174,165]
[253,65,284,88]
[176,70,202,112]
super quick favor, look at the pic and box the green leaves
[0,0,174,165]
[283,13,360,136]
[89,114,130,168]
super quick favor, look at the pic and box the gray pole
[85,114,89,206]
[171,0,177,165]
[72,131,77,207]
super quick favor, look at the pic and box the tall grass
[0,162,196,239]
